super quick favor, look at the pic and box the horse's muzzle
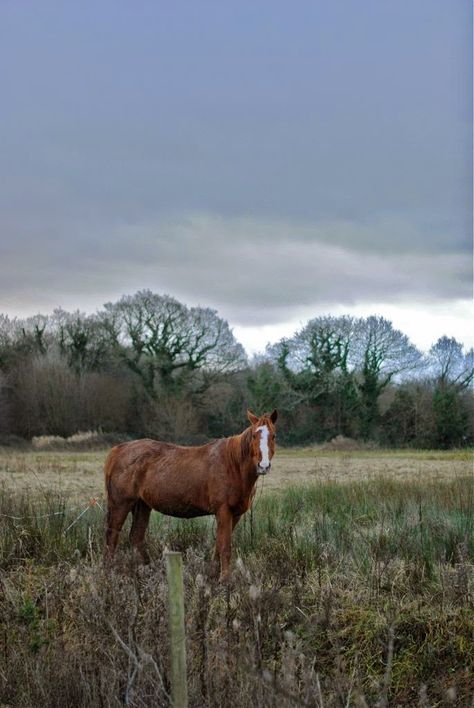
[257,463,271,475]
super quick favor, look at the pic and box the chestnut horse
[104,409,277,579]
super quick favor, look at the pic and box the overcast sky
[0,1,472,353]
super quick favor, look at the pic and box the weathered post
[165,552,188,708]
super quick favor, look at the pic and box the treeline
[0,290,473,448]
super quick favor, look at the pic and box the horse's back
[104,438,215,493]
[105,438,163,473]
[105,439,170,499]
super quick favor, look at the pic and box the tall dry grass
[0,477,473,706]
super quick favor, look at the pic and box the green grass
[0,477,473,706]
[277,446,474,461]
[2,445,472,465]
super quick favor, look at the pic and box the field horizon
[0,445,472,503]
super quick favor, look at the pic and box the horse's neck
[227,427,256,480]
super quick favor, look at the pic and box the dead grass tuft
[320,435,376,452]
[30,430,129,451]
[0,476,473,706]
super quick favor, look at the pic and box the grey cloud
[0,214,470,325]
[0,0,470,311]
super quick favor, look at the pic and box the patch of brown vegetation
[320,434,375,452]
[31,430,129,451]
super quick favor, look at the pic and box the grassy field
[0,446,471,501]
[0,447,473,706]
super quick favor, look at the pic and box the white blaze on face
[256,425,270,469]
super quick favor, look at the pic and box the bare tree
[52,308,111,373]
[268,316,359,438]
[0,370,10,434]
[269,316,355,380]
[100,290,246,396]
[270,315,422,439]
[0,315,16,370]
[427,337,474,448]
[352,316,422,438]
[0,314,52,368]
[428,336,474,390]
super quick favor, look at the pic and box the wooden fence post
[165,552,188,708]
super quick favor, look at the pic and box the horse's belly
[140,468,211,518]
[156,504,210,519]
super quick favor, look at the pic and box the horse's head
[247,409,278,475]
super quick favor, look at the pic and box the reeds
[0,477,472,706]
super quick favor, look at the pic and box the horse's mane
[226,426,253,468]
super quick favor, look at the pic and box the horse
[104,409,277,579]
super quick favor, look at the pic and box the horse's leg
[215,506,233,581]
[232,514,242,531]
[105,502,132,560]
[129,500,152,563]
[213,513,241,562]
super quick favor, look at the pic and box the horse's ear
[247,410,259,426]
[270,409,278,423]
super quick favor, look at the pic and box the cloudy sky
[0,1,472,353]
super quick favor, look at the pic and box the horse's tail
[104,446,121,505]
